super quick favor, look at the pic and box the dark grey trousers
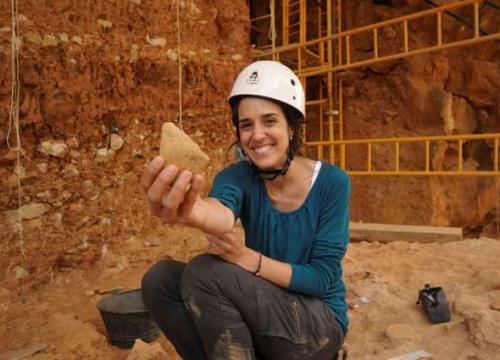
[141,254,345,360]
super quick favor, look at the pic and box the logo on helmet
[247,71,259,84]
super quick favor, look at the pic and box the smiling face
[237,97,292,170]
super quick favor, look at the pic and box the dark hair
[229,96,304,154]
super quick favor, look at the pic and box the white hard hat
[228,60,305,118]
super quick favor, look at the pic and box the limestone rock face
[97,19,113,30]
[109,134,125,150]
[231,54,243,61]
[42,34,59,47]
[13,266,29,281]
[19,202,48,220]
[63,164,80,178]
[441,92,477,135]
[37,140,69,158]
[146,35,166,47]
[166,49,178,61]
[159,122,210,174]
[3,202,48,231]
[126,339,168,360]
[95,148,115,162]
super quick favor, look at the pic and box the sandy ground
[1,226,499,360]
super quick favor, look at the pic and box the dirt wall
[0,0,250,286]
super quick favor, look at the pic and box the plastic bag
[416,284,451,324]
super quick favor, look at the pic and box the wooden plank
[349,222,462,243]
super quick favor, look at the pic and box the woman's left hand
[205,228,259,273]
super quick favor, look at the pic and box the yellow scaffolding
[255,0,500,76]
[307,133,500,176]
[249,0,500,176]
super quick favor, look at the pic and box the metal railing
[305,133,500,176]
[254,0,500,78]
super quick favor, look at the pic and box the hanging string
[7,0,20,152]
[268,0,277,60]
[176,0,183,130]
[7,0,26,263]
[496,174,499,239]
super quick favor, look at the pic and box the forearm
[240,249,343,295]
[192,197,235,235]
[259,254,293,288]
[238,248,292,288]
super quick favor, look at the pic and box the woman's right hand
[140,156,205,227]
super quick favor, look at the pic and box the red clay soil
[1,230,500,359]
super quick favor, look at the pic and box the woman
[140,61,350,360]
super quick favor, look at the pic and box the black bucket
[96,288,161,348]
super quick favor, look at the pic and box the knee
[141,259,184,305]
[180,254,231,295]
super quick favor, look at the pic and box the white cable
[176,0,183,130]
[6,0,17,151]
[8,0,26,263]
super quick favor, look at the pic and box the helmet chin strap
[252,147,295,181]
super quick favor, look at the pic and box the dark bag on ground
[416,284,451,324]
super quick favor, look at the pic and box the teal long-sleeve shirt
[208,160,350,334]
